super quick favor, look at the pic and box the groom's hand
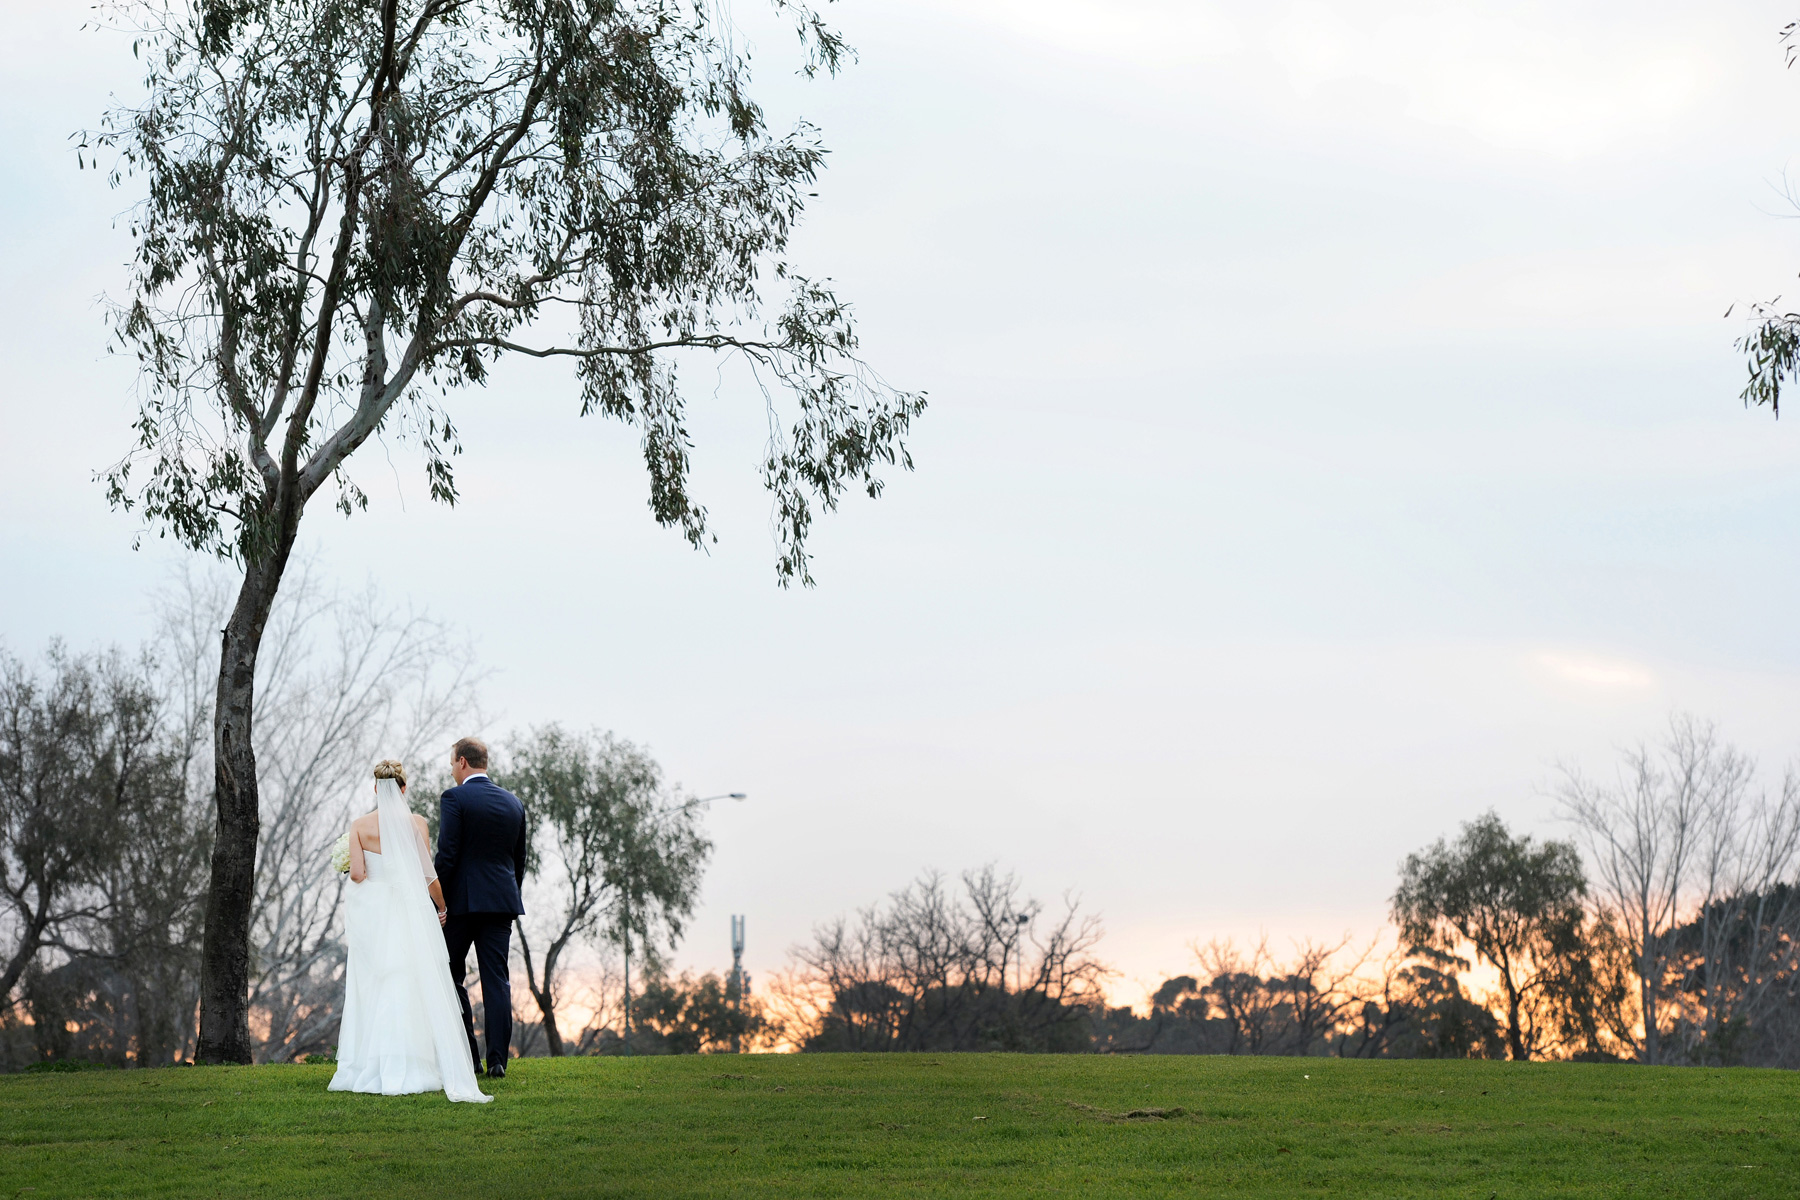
[437,907,448,927]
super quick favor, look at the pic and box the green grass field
[1,1054,1796,1198]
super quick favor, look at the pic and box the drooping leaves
[90,0,923,582]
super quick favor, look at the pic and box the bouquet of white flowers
[330,833,351,875]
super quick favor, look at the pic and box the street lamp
[621,790,747,1056]
[673,791,748,813]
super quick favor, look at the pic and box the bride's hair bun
[373,759,407,787]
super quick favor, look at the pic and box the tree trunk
[0,909,49,1006]
[1640,942,1659,1065]
[195,555,289,1065]
[538,995,565,1057]
[515,922,565,1056]
[1505,984,1526,1061]
[622,906,632,1057]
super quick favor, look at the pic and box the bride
[329,760,492,1103]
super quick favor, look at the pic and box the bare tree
[545,956,626,1056]
[1179,937,1369,1056]
[1553,714,1796,1063]
[156,563,482,1061]
[1277,939,1373,1052]
[1661,756,1800,1064]
[88,754,212,1067]
[784,866,1109,1052]
[1329,946,1416,1060]
[0,647,171,1008]
[1193,939,1286,1055]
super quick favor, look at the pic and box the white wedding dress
[329,779,492,1103]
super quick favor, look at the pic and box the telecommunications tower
[728,915,747,1053]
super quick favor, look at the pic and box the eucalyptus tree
[89,1,924,1062]
[501,725,708,1057]
[1738,22,1800,417]
[1392,812,1592,1061]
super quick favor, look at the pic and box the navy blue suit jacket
[434,776,527,917]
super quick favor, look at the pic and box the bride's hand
[428,877,448,926]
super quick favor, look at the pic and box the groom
[435,737,527,1079]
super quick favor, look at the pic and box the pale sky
[8,0,1800,1008]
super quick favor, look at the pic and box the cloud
[1533,651,1658,691]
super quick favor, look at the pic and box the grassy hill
[2,1053,1796,1197]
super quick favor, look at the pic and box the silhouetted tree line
[779,719,1800,1065]
[8,632,1800,1073]
[771,866,1108,1052]
[621,970,772,1055]
[1085,941,1509,1060]
[497,968,772,1059]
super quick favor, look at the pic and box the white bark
[1556,714,1800,1064]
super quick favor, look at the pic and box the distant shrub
[24,1060,117,1074]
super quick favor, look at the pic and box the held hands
[426,876,448,927]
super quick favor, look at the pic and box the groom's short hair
[452,737,489,770]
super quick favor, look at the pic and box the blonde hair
[373,759,408,788]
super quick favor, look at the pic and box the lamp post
[620,792,746,1056]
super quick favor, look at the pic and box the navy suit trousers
[444,913,512,1070]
